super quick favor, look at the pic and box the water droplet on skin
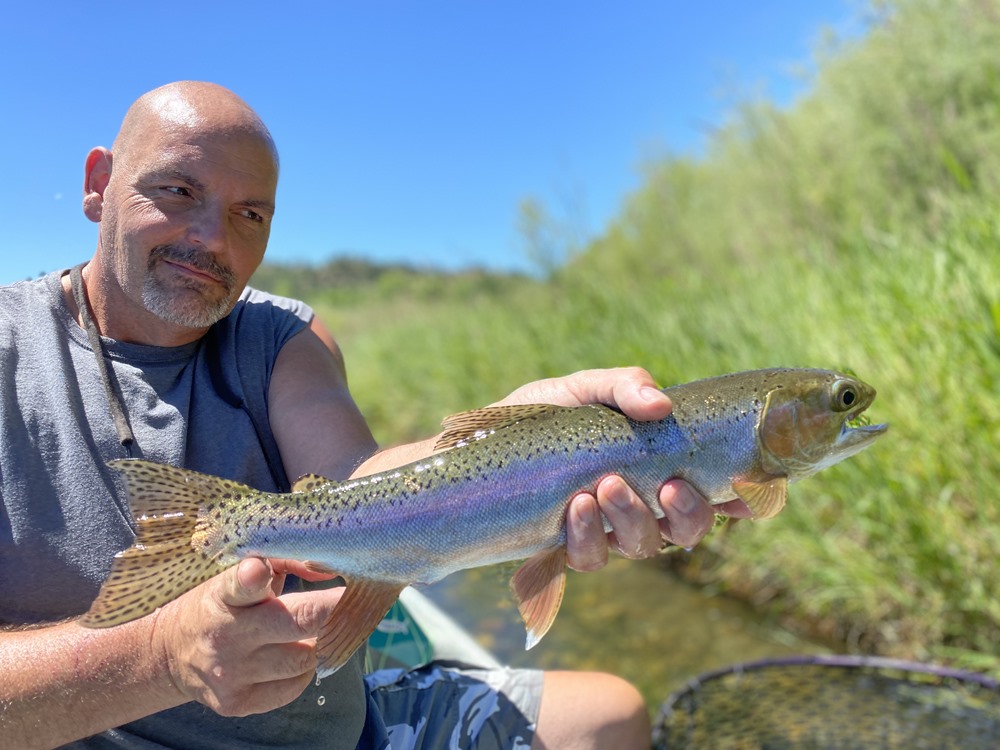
[317,695,326,706]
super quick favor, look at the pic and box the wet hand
[505,367,751,570]
[565,478,750,571]
[150,557,341,716]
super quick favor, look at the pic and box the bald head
[113,81,278,172]
[81,81,282,344]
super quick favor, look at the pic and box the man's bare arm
[0,618,182,749]
[0,555,346,749]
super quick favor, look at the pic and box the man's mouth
[163,258,222,285]
[149,245,236,292]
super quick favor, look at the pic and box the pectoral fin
[510,547,567,650]
[316,579,404,676]
[732,477,789,520]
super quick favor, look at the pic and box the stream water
[421,555,830,708]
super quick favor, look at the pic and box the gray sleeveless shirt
[0,270,367,748]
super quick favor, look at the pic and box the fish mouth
[844,401,887,431]
[838,406,888,452]
[846,421,889,437]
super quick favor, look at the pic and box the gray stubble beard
[142,245,239,329]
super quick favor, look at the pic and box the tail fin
[81,460,251,628]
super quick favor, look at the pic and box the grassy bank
[258,0,1000,675]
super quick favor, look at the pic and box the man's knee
[533,670,650,750]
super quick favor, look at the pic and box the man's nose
[185,207,228,253]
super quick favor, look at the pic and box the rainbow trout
[83,368,887,675]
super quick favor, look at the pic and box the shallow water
[421,554,829,707]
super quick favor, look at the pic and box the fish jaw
[758,370,888,479]
[820,419,889,470]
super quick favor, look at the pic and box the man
[0,82,745,749]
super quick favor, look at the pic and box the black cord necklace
[69,264,135,457]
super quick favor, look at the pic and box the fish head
[757,370,888,480]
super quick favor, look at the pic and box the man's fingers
[594,476,661,559]
[268,558,341,582]
[498,367,673,422]
[565,494,609,572]
[203,669,319,718]
[246,640,319,682]
[218,558,276,608]
[566,477,724,570]
[657,480,716,548]
[232,672,320,717]
[209,586,346,650]
[281,586,346,635]
[714,498,753,519]
[216,557,340,605]
[601,369,673,422]
[207,558,347,646]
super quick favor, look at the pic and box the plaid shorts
[358,662,544,750]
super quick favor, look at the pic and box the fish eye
[834,382,858,411]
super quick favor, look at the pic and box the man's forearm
[0,617,184,749]
[349,436,441,478]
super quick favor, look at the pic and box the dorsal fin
[435,404,560,451]
[291,473,332,493]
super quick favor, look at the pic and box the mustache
[148,245,237,291]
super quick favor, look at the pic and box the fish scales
[224,405,656,583]
[225,400,745,584]
[83,368,888,675]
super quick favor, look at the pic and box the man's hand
[0,557,341,748]
[151,558,342,716]
[498,367,751,571]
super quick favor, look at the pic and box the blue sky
[2,1,857,286]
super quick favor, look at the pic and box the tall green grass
[270,0,1000,674]
[322,199,998,672]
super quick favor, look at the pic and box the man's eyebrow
[242,198,276,214]
[148,169,207,193]
[146,169,274,213]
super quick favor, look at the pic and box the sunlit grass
[268,0,1000,678]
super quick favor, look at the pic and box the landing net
[653,655,1000,749]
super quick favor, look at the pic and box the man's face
[97,121,278,329]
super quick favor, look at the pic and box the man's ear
[83,147,113,223]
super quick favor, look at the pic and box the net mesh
[653,655,1000,750]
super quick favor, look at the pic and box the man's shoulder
[0,271,62,329]
[233,286,314,325]
[0,270,60,301]
[210,286,314,358]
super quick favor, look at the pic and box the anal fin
[316,579,403,677]
[510,547,567,650]
[732,477,789,520]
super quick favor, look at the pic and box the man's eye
[242,209,264,223]
[163,186,191,197]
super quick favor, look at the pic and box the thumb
[218,557,276,608]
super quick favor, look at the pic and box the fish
[81,368,887,676]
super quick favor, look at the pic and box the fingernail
[604,478,633,510]
[640,386,664,403]
[575,496,596,525]
[670,487,699,514]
